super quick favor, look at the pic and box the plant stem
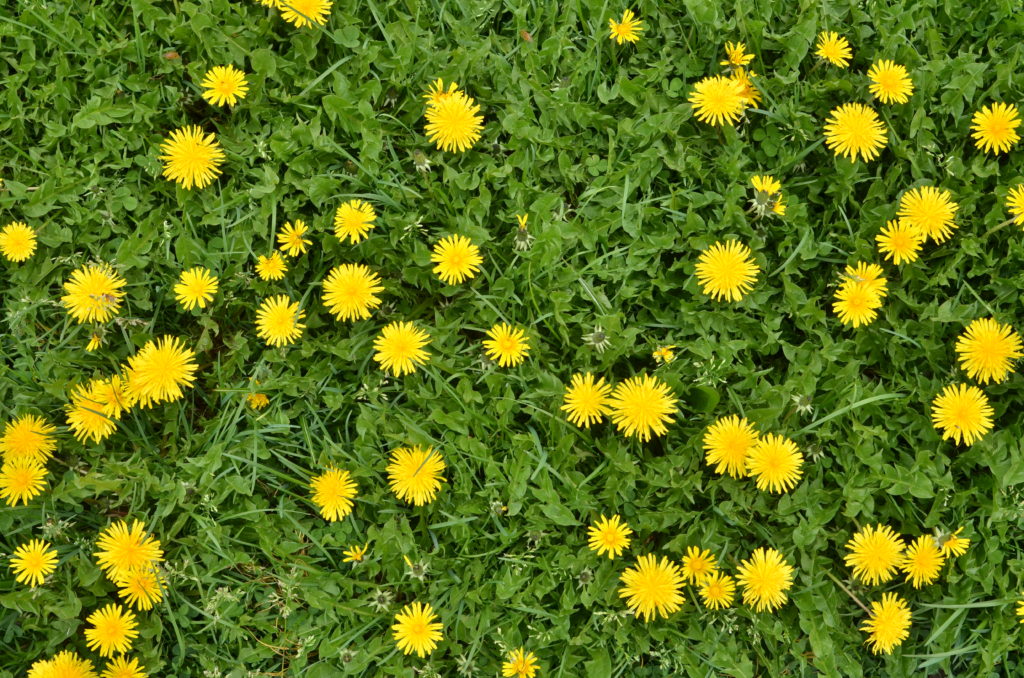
[826,571,871,614]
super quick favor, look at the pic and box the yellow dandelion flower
[392,602,443,657]
[680,546,718,584]
[1005,185,1024,225]
[1017,594,1024,623]
[736,547,794,613]
[158,126,225,190]
[560,372,613,429]
[9,539,58,587]
[695,240,759,302]
[200,65,248,107]
[66,379,122,444]
[876,219,924,264]
[608,375,676,442]
[102,655,147,678]
[823,103,888,162]
[867,60,913,104]
[815,31,852,67]
[901,535,945,588]
[373,321,431,376]
[342,543,369,563]
[61,263,127,324]
[84,604,138,657]
[387,445,445,506]
[255,251,288,281]
[431,234,483,284]
[0,458,47,506]
[0,221,37,262]
[832,282,883,328]
[652,345,676,363]
[745,434,803,493]
[115,566,165,611]
[971,102,1021,155]
[424,90,484,153]
[861,593,911,655]
[940,527,970,558]
[277,220,311,257]
[731,67,762,106]
[87,333,103,352]
[688,75,748,127]
[618,554,685,621]
[931,383,994,446]
[896,186,958,243]
[247,392,270,410]
[0,414,57,465]
[321,263,384,322]
[423,78,460,107]
[608,9,643,45]
[751,175,781,195]
[483,323,530,367]
[699,571,736,610]
[955,317,1022,385]
[280,0,332,28]
[309,467,358,521]
[29,651,96,678]
[502,648,539,678]
[720,41,754,67]
[174,266,218,310]
[94,520,164,581]
[255,295,305,347]
[587,514,632,559]
[333,199,376,243]
[123,336,198,408]
[844,524,904,585]
[703,414,758,478]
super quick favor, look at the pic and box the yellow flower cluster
[702,416,804,493]
[687,41,763,128]
[560,372,677,442]
[422,78,484,153]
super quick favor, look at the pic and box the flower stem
[983,217,1018,238]
[825,570,870,614]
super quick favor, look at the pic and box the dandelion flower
[123,336,198,408]
[333,199,376,243]
[861,593,911,654]
[608,9,643,44]
[424,91,484,153]
[876,219,924,264]
[431,234,483,284]
[587,514,632,559]
[730,67,762,107]
[618,554,685,621]
[280,0,332,28]
[309,467,358,521]
[561,373,612,429]
[94,520,164,580]
[823,103,888,162]
[61,263,127,324]
[0,459,47,506]
[745,434,803,493]
[1017,594,1024,623]
[0,221,37,262]
[688,75,748,127]
[342,543,369,563]
[720,41,754,67]
[84,604,138,657]
[174,267,218,310]
[277,220,311,256]
[901,535,945,588]
[940,527,970,558]
[832,282,882,328]
[971,103,1020,155]
[158,126,225,190]
[200,65,248,107]
[698,571,736,610]
[608,374,677,442]
[751,174,781,195]
[0,414,57,465]
[373,321,431,376]
[102,656,147,678]
[320,263,383,322]
[844,524,904,585]
[931,383,993,446]
[255,295,306,347]
[896,186,958,243]
[1005,185,1024,225]
[736,547,794,613]
[87,333,103,351]
[652,345,676,363]
[695,240,759,302]
[9,539,58,587]
[502,648,540,678]
[423,78,460,106]
[255,252,287,281]
[29,651,96,678]
[392,602,443,657]
[247,393,270,410]
[387,445,445,506]
[66,380,122,444]
[955,317,1022,385]
[680,546,718,584]
[867,60,914,104]
[815,31,852,67]
[483,323,530,367]
[115,566,165,611]
[703,415,758,478]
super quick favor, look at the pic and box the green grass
[3,0,1024,675]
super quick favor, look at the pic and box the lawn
[2,0,1024,676]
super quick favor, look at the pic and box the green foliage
[1,0,1023,675]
